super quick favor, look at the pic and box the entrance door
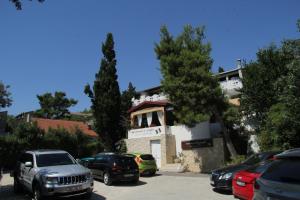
[151,140,161,168]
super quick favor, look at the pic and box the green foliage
[10,0,44,10]
[35,91,77,119]
[155,25,226,127]
[0,122,101,170]
[0,81,12,110]
[120,82,137,138]
[241,21,300,151]
[218,67,225,73]
[85,33,121,151]
[240,45,293,131]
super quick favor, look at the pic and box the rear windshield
[247,160,273,173]
[112,156,137,166]
[261,159,300,184]
[140,154,154,160]
[36,153,75,167]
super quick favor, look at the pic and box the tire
[132,177,139,184]
[103,172,112,186]
[13,177,23,194]
[32,184,43,200]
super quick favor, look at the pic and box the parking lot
[0,172,234,200]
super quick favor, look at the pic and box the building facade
[125,64,243,173]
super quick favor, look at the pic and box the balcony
[220,79,242,97]
[128,126,169,139]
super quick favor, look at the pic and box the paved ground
[0,172,234,200]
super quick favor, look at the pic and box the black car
[210,151,280,191]
[253,148,300,200]
[81,153,139,185]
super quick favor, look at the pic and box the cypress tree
[85,33,121,151]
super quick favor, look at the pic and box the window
[262,160,300,184]
[36,153,75,167]
[150,112,161,127]
[141,114,148,128]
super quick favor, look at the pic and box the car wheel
[13,177,23,193]
[33,184,43,200]
[103,172,112,186]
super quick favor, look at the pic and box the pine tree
[155,25,237,157]
[85,33,121,151]
[120,82,137,138]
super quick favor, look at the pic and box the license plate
[236,180,246,186]
[124,174,134,177]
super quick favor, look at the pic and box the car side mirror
[25,161,33,167]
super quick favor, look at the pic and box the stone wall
[181,138,225,173]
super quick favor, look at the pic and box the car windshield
[36,153,75,167]
[243,154,263,165]
[140,154,154,160]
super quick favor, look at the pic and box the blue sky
[0,0,299,115]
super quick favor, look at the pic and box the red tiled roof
[32,118,98,137]
[128,100,171,113]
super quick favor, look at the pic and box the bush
[0,122,102,170]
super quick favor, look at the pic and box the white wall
[169,121,211,156]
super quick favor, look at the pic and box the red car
[232,160,273,200]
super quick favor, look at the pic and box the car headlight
[219,173,232,180]
[46,177,58,184]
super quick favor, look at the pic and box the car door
[22,153,34,190]
[93,156,106,178]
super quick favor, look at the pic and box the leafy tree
[218,67,225,73]
[155,25,237,157]
[35,91,77,119]
[240,45,293,131]
[85,33,121,151]
[10,0,44,10]
[120,82,137,138]
[0,81,12,110]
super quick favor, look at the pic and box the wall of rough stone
[181,137,225,173]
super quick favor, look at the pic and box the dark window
[141,114,148,128]
[24,153,33,164]
[19,153,26,163]
[36,153,75,167]
[243,154,264,165]
[132,116,138,128]
[95,156,108,163]
[246,160,273,173]
[140,154,154,160]
[150,112,161,127]
[261,160,300,184]
[114,156,137,167]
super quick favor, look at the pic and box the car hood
[213,164,249,175]
[38,164,90,177]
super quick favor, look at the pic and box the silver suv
[12,150,93,200]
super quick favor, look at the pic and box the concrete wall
[169,121,211,156]
[181,138,225,173]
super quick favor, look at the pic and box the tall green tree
[10,0,44,10]
[85,33,121,151]
[35,91,77,119]
[0,81,12,110]
[120,82,137,138]
[155,25,237,157]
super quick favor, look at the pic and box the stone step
[160,163,184,173]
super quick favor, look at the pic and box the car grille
[58,175,87,185]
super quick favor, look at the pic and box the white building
[125,64,243,172]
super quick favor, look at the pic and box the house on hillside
[16,112,97,138]
[125,62,243,173]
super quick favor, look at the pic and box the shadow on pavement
[212,188,232,195]
[141,173,162,178]
[0,184,31,200]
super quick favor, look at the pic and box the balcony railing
[128,126,168,139]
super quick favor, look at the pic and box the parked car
[232,160,274,200]
[125,153,157,176]
[253,148,300,200]
[81,152,139,185]
[210,151,280,191]
[12,150,93,200]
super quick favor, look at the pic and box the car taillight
[254,180,260,190]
